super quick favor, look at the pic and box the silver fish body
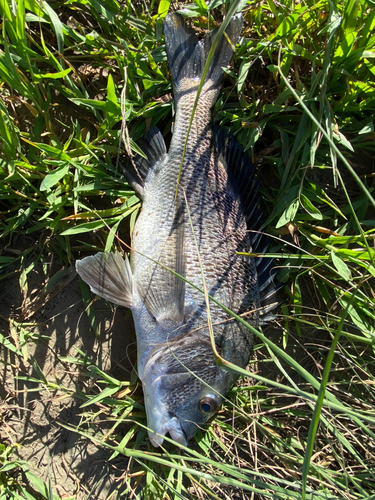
[76,13,274,447]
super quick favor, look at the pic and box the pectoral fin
[76,251,133,308]
[140,203,185,326]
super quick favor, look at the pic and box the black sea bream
[76,12,276,447]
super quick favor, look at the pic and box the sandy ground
[0,247,137,498]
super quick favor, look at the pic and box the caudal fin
[163,13,243,103]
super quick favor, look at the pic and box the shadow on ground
[0,255,138,499]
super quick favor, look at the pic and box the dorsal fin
[212,127,267,231]
[213,127,279,322]
[123,127,167,197]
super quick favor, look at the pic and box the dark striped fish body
[76,13,275,447]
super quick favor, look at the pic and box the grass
[0,0,375,498]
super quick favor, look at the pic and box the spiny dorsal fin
[76,251,133,308]
[213,127,280,322]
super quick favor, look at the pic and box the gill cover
[141,337,226,447]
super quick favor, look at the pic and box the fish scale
[76,12,276,448]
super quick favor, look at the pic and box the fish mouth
[142,375,188,447]
[148,414,188,448]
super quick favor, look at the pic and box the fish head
[141,335,228,447]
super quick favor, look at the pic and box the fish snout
[143,375,188,447]
[148,416,187,447]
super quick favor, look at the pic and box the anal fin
[123,127,167,197]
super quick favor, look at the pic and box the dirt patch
[0,256,137,498]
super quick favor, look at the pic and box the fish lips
[148,413,188,448]
[143,375,189,447]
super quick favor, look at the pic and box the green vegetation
[0,0,374,498]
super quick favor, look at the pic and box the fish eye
[198,395,219,414]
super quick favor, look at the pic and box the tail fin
[163,13,243,103]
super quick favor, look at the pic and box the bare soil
[0,249,137,499]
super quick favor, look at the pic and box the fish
[76,12,276,448]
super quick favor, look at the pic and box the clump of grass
[1,0,375,498]
[0,441,63,499]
